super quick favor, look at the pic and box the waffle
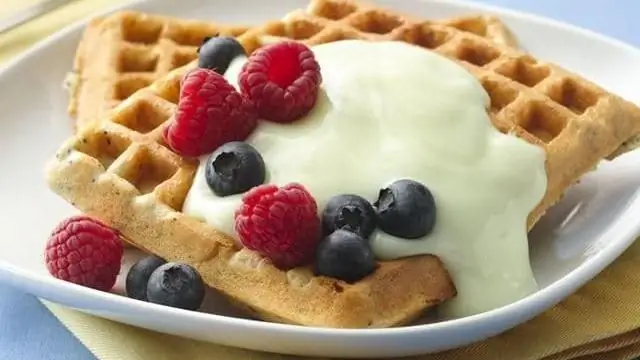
[47,0,640,328]
[67,9,520,130]
[67,11,252,130]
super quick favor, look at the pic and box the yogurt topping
[182,40,548,319]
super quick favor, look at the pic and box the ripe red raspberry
[235,183,321,269]
[239,41,322,123]
[45,216,123,291]
[163,68,258,157]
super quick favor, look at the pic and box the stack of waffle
[48,0,640,328]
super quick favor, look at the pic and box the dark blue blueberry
[315,230,376,283]
[322,194,376,239]
[125,255,166,301]
[146,263,205,311]
[205,141,266,196]
[197,36,246,74]
[374,179,436,239]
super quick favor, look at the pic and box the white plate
[1,0,640,358]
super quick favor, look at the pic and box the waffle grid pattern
[69,11,251,129]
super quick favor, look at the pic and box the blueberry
[315,230,376,283]
[374,179,436,239]
[197,36,246,74]
[126,255,166,301]
[146,263,205,311]
[205,142,266,196]
[322,194,376,239]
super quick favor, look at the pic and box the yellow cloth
[3,1,640,359]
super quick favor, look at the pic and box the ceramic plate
[1,0,640,358]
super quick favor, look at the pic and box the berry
[163,68,258,157]
[197,36,246,75]
[146,263,205,311]
[44,215,123,291]
[315,230,376,283]
[374,179,436,239]
[235,183,320,269]
[239,41,322,123]
[126,255,166,301]
[322,194,376,239]
[205,141,266,196]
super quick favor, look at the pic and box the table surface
[1,1,639,359]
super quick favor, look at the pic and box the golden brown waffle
[67,11,252,130]
[48,0,640,328]
[67,9,520,130]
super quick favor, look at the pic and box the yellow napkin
[4,1,640,359]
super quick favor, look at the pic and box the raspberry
[44,216,123,291]
[163,68,258,157]
[235,183,321,269]
[239,41,322,123]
